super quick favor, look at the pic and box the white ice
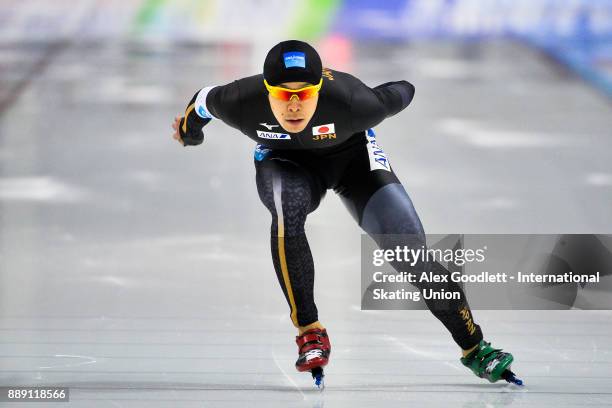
[0,40,611,407]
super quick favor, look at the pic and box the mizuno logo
[259,123,279,130]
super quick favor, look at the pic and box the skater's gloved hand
[171,115,184,145]
[171,113,210,147]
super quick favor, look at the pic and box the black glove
[179,114,211,146]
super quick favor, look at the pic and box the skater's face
[267,81,319,134]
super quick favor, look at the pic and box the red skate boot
[295,328,331,389]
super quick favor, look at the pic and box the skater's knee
[360,183,425,239]
[258,180,312,237]
[267,188,310,237]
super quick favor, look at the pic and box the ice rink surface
[1,39,612,407]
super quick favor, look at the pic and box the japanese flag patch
[312,123,335,136]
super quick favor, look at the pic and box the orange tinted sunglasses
[264,78,322,101]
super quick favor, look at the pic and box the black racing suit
[180,68,483,350]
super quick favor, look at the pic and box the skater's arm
[174,90,212,146]
[350,80,415,132]
[372,81,415,117]
[172,81,242,146]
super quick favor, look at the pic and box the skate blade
[311,367,325,390]
[502,369,524,386]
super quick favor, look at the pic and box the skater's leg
[336,130,483,351]
[334,132,519,383]
[364,196,522,383]
[355,182,483,351]
[255,155,326,332]
[256,154,332,377]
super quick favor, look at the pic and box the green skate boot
[460,340,523,385]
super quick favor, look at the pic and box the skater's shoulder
[235,73,264,87]
[321,69,375,103]
[231,74,266,101]
[208,74,264,108]
[319,68,361,105]
[325,69,371,89]
[323,68,357,82]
